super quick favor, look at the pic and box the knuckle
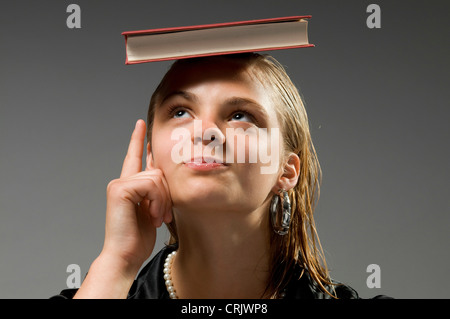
[106,179,117,191]
[106,179,122,195]
[150,168,163,177]
[152,175,162,185]
[147,178,159,191]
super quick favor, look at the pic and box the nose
[192,119,225,145]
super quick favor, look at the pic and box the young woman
[58,53,359,299]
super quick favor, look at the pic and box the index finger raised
[120,119,147,178]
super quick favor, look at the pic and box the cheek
[262,127,284,176]
[151,128,178,170]
[231,131,282,196]
[227,128,282,175]
[235,162,279,208]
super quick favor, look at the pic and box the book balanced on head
[122,15,313,64]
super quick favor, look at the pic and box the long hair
[146,53,335,298]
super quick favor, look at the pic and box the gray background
[0,0,448,299]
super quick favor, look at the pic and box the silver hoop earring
[270,189,291,235]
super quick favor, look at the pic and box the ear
[271,152,300,193]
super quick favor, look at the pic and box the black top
[53,244,379,299]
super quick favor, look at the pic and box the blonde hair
[147,53,335,298]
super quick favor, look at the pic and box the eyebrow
[222,96,269,119]
[160,90,198,105]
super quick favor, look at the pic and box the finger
[163,207,173,224]
[145,142,155,171]
[131,172,169,226]
[139,168,173,223]
[145,173,172,224]
[152,172,173,223]
[137,199,162,228]
[140,180,165,228]
[121,119,146,178]
[132,178,164,217]
[149,199,164,227]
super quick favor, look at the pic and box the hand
[74,119,172,298]
[102,119,172,271]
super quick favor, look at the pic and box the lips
[184,157,227,171]
[188,157,225,164]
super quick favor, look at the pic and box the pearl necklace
[163,250,287,299]
[163,251,178,299]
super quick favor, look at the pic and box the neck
[170,203,272,298]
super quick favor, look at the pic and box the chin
[171,178,237,210]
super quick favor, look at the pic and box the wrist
[96,250,144,280]
[73,252,141,299]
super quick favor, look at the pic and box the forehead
[159,58,264,97]
[159,60,278,122]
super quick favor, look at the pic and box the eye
[173,109,190,118]
[230,111,253,123]
[167,106,192,119]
